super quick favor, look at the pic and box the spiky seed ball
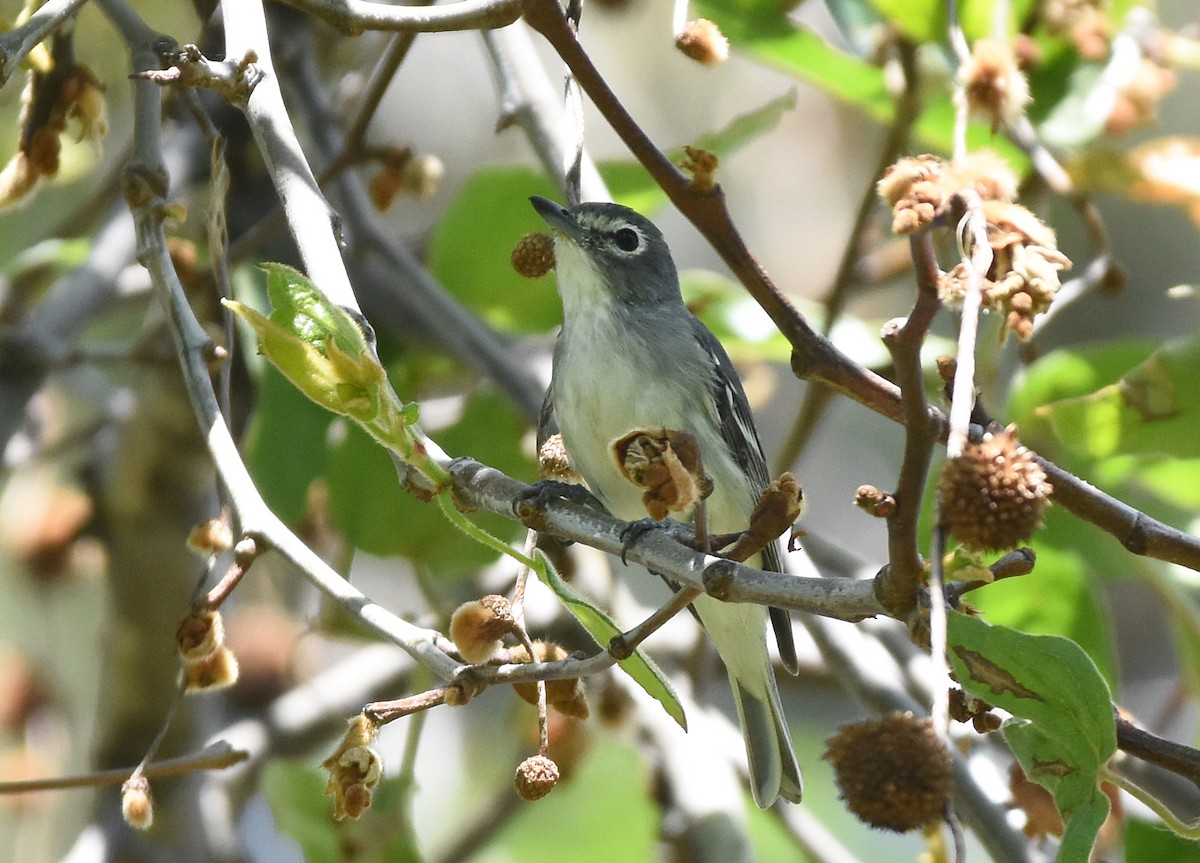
[938,429,1052,551]
[511,232,555,278]
[675,19,729,65]
[514,754,560,801]
[449,595,516,663]
[824,712,953,832]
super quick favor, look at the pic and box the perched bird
[531,196,802,806]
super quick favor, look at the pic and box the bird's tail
[693,595,803,807]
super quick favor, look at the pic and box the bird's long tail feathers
[730,672,803,807]
[695,596,802,807]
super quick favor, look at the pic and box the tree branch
[281,0,521,34]
[0,0,88,86]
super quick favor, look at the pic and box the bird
[530,195,802,807]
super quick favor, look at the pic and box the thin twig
[0,742,248,794]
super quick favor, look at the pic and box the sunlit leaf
[948,614,1115,851]
[1038,337,1200,460]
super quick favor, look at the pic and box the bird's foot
[619,517,668,565]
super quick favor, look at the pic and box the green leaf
[1037,337,1200,460]
[947,614,1115,830]
[1055,791,1111,863]
[244,363,335,523]
[694,0,1027,166]
[532,551,687,729]
[262,762,339,863]
[260,262,371,357]
[1006,340,1158,443]
[326,389,531,571]
[861,0,944,43]
[973,508,1116,687]
[1126,817,1200,862]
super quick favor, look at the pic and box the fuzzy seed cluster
[938,429,1052,552]
[824,712,953,832]
[877,152,1071,339]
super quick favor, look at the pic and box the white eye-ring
[614,227,641,252]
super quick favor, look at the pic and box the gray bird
[531,196,803,807]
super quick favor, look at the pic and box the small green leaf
[532,551,687,729]
[947,614,1115,824]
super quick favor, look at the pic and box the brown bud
[177,609,225,661]
[121,775,154,831]
[675,18,729,66]
[725,472,804,561]
[938,428,1052,552]
[450,595,516,663]
[514,754,560,801]
[182,645,239,692]
[369,166,403,213]
[187,519,233,557]
[511,232,555,279]
[681,146,719,193]
[853,485,895,518]
[824,712,953,832]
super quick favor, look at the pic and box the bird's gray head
[530,197,682,308]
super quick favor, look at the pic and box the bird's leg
[513,479,603,515]
[618,517,667,565]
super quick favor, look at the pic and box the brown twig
[874,231,942,616]
[1117,712,1200,790]
[0,742,248,794]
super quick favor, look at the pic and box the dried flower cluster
[1,58,106,209]
[369,150,444,212]
[960,38,1031,129]
[879,152,1071,338]
[322,713,383,820]
[176,608,239,692]
[612,427,712,521]
[824,712,953,832]
[938,428,1052,552]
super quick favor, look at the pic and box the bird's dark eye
[614,227,641,252]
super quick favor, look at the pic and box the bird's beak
[530,196,580,242]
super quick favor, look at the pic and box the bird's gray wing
[690,317,798,673]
